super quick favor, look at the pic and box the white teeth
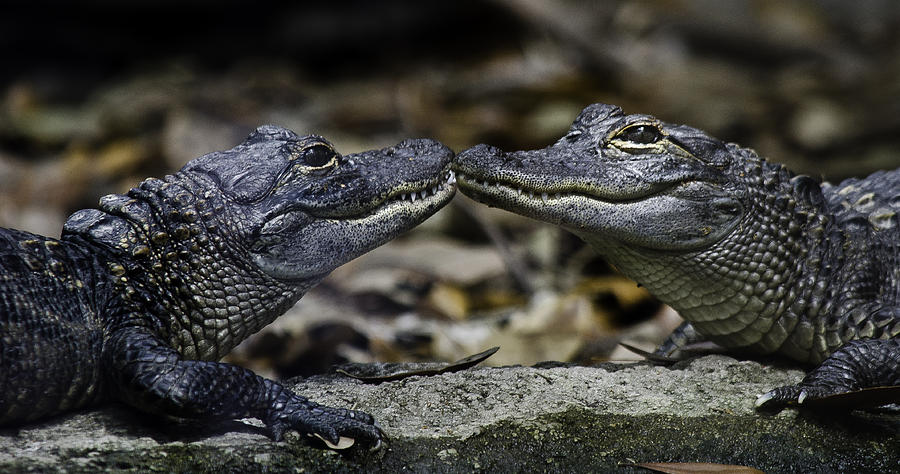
[448,171,457,184]
[400,193,407,201]
[529,191,534,198]
[410,192,417,202]
[421,190,427,199]
[541,193,548,203]
[517,188,523,195]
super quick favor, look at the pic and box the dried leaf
[618,341,726,364]
[312,433,356,450]
[802,385,900,409]
[618,342,679,364]
[336,346,499,383]
[624,461,765,474]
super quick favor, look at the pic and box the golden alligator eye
[616,124,663,144]
[301,145,337,167]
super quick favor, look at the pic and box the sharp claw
[371,437,383,452]
[755,392,775,408]
[314,434,356,450]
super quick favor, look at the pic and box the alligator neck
[578,150,839,362]
[63,174,313,360]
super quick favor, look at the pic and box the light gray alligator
[454,103,899,409]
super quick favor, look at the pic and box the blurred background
[2,0,899,378]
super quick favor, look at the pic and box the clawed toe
[755,386,802,412]
[755,382,852,413]
[308,418,384,450]
[267,399,384,450]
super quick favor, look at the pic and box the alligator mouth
[454,170,675,205]
[381,168,457,208]
[339,167,457,220]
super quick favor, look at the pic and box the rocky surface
[2,355,897,472]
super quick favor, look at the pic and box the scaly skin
[0,125,456,447]
[453,103,899,410]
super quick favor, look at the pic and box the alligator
[0,125,456,447]
[453,103,900,409]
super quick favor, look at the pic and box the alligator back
[0,228,106,424]
[823,169,900,317]
[825,169,900,227]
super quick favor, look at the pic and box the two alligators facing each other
[4,103,897,451]
[0,126,456,448]
[453,102,900,409]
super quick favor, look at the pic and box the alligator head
[453,103,745,251]
[182,125,456,281]
[66,125,455,289]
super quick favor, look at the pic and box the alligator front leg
[756,337,900,411]
[104,327,383,446]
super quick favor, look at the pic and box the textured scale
[0,126,456,446]
[0,229,107,423]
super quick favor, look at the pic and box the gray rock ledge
[2,355,897,472]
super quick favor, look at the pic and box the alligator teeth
[517,188,523,195]
[421,190,427,199]
[410,192,417,202]
[541,193,548,203]
[447,171,456,184]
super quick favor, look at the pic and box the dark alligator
[453,103,900,409]
[0,126,456,447]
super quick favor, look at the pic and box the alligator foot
[265,395,385,449]
[756,338,900,412]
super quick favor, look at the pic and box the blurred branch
[491,0,622,70]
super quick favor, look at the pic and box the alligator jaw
[254,166,456,282]
[363,167,457,220]
[454,169,675,206]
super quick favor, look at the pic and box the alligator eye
[616,124,663,144]
[301,145,337,167]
